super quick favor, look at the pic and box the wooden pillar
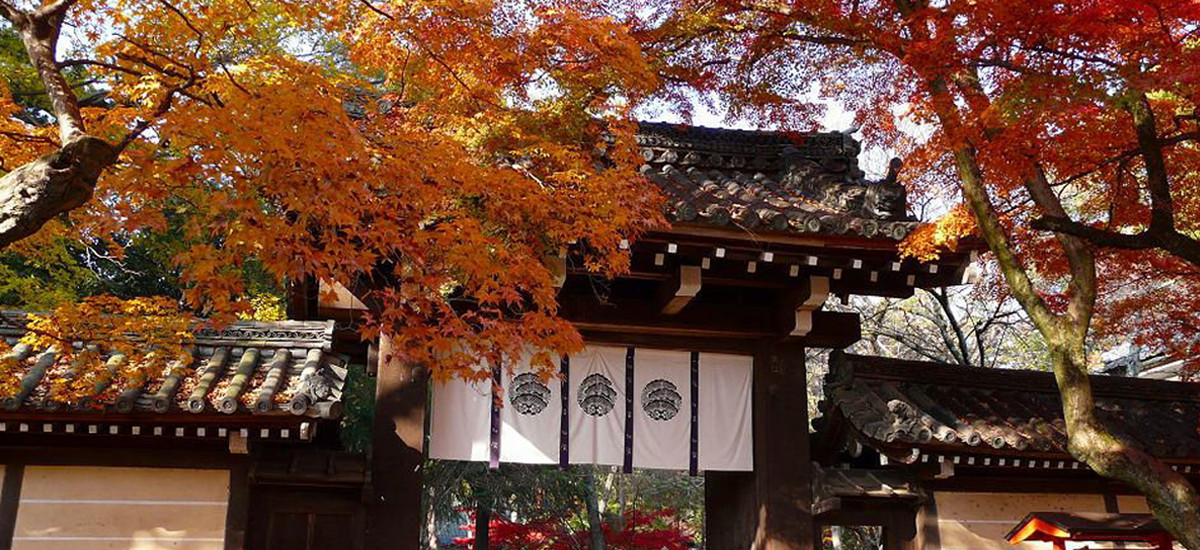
[753,343,813,550]
[705,343,813,550]
[367,334,427,550]
[883,506,920,550]
[224,461,250,550]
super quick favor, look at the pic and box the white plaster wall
[935,492,1108,550]
[12,466,228,550]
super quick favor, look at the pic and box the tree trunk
[585,471,606,550]
[423,485,438,550]
[473,505,490,550]
[1049,340,1200,548]
[0,4,116,250]
[946,113,1200,549]
[14,5,86,143]
[0,136,114,247]
[900,49,1200,542]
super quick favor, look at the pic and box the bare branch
[1018,44,1122,69]
[778,31,865,48]
[927,287,973,367]
[9,77,101,97]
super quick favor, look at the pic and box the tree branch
[928,287,973,367]
[58,59,145,77]
[1031,216,1200,267]
[1024,165,1096,331]
[778,31,865,48]
[157,0,203,51]
[34,0,78,18]
[1127,92,1176,233]
[0,1,20,23]
[1029,94,1200,269]
[13,4,87,143]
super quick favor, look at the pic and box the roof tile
[637,122,917,240]
[0,314,347,419]
[821,352,1200,461]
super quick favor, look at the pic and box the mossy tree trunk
[928,77,1200,548]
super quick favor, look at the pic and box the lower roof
[812,463,920,516]
[0,313,348,421]
[815,352,1200,463]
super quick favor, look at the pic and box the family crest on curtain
[429,345,753,473]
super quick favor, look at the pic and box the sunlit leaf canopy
[0,0,668,394]
[648,0,1200,364]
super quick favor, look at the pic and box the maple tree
[0,0,664,399]
[454,509,694,550]
[644,0,1200,543]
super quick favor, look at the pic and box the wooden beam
[960,250,981,284]
[579,331,761,354]
[224,462,250,550]
[561,293,860,348]
[655,224,900,251]
[658,265,702,315]
[706,470,757,548]
[598,249,921,298]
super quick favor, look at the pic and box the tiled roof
[636,122,917,240]
[816,352,1200,461]
[0,314,347,419]
[813,464,919,501]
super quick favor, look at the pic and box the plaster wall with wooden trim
[11,466,228,550]
[933,493,1111,550]
[0,318,370,550]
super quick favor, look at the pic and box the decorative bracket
[658,265,702,315]
[780,276,830,337]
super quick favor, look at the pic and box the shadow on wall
[12,465,228,549]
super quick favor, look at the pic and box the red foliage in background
[454,509,694,550]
